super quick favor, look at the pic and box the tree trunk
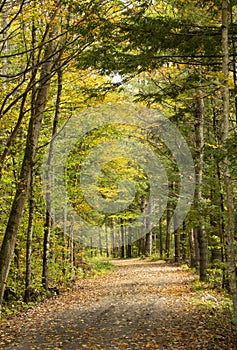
[99,232,103,256]
[42,65,62,290]
[69,219,74,272]
[144,201,152,256]
[110,220,115,258]
[105,225,109,258]
[127,226,132,258]
[139,236,146,256]
[153,230,157,255]
[181,221,186,262]
[0,41,56,309]
[120,220,125,258]
[1,3,8,89]
[145,232,152,256]
[165,205,171,259]
[159,217,163,258]
[221,0,237,319]
[194,91,208,281]
[230,2,237,125]
[174,214,180,263]
[24,168,35,303]
[62,207,67,272]
[189,228,196,268]
[173,182,180,263]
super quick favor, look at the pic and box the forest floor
[0,259,236,350]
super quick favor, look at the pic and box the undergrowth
[89,258,115,277]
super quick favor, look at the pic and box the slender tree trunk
[230,1,237,125]
[145,232,152,256]
[0,42,56,309]
[181,221,186,262]
[120,220,125,258]
[110,220,115,258]
[127,226,132,258]
[145,201,152,256]
[159,217,163,258]
[221,0,237,319]
[213,101,226,273]
[194,91,208,280]
[62,207,67,273]
[42,207,52,289]
[209,175,222,264]
[189,229,196,268]
[24,18,37,303]
[165,205,171,258]
[217,165,227,287]
[173,182,180,263]
[139,236,146,256]
[165,183,173,259]
[2,4,8,89]
[99,232,103,256]
[153,230,157,255]
[42,65,62,290]
[105,225,109,258]
[69,219,74,272]
[24,168,35,303]
[174,214,180,263]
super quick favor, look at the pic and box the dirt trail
[0,259,236,349]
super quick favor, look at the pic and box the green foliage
[90,258,115,274]
[206,267,223,289]
[66,123,151,227]
[148,254,164,262]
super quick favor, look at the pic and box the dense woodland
[0,0,237,322]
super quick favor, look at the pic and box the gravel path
[0,259,236,349]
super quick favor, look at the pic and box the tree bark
[69,219,74,272]
[189,228,196,268]
[165,202,171,259]
[42,65,62,290]
[194,91,208,281]
[181,221,186,262]
[24,168,35,303]
[110,220,115,258]
[159,219,163,258]
[145,205,152,256]
[1,2,8,89]
[230,1,237,125]
[105,225,109,258]
[120,220,125,258]
[127,226,132,258]
[174,214,180,263]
